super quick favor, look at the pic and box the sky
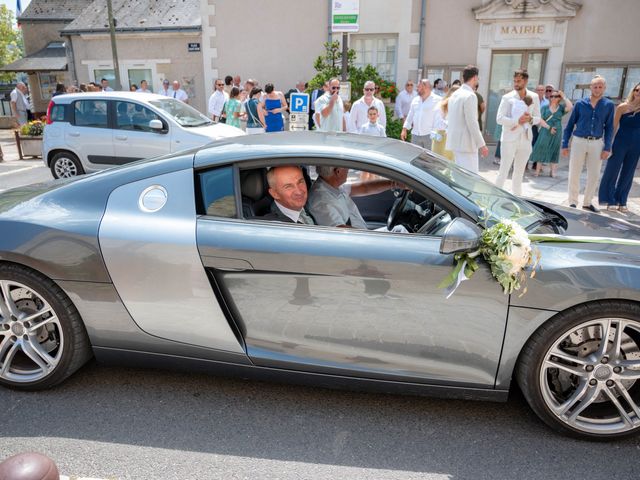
[1,0,31,23]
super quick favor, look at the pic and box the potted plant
[14,120,45,159]
[378,80,398,104]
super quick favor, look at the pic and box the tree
[0,5,24,83]
[308,41,382,103]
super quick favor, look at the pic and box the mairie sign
[289,93,309,114]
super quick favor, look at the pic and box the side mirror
[149,119,163,130]
[439,217,482,254]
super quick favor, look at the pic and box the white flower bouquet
[439,219,539,296]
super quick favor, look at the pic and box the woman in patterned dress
[531,90,573,177]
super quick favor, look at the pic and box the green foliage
[384,106,406,140]
[0,6,24,83]
[308,41,390,103]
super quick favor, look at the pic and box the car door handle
[115,135,128,141]
[68,132,80,137]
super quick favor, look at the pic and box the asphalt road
[0,159,51,192]
[1,361,639,480]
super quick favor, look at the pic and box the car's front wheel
[0,264,92,390]
[517,301,640,439]
[50,151,84,179]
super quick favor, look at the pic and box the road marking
[0,165,39,177]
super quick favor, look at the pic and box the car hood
[535,202,640,241]
[184,122,245,140]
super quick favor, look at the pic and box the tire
[516,301,640,440]
[0,263,92,390]
[50,151,84,179]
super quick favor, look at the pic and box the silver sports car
[1,132,640,440]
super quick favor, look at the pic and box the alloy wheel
[540,318,640,435]
[0,279,64,383]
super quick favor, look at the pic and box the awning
[0,43,67,73]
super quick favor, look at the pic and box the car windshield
[149,98,213,127]
[411,152,546,229]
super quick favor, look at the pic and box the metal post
[341,33,348,81]
[106,0,122,90]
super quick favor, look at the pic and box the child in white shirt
[358,106,386,137]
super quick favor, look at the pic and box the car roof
[194,132,425,168]
[50,91,167,104]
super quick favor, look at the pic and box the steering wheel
[417,209,448,235]
[387,190,410,230]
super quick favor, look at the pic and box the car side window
[197,166,237,218]
[73,100,108,128]
[115,101,164,132]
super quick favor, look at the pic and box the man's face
[215,80,225,92]
[417,81,431,96]
[269,167,308,211]
[405,82,414,93]
[363,83,375,98]
[297,82,305,91]
[367,109,378,123]
[590,79,606,98]
[333,167,349,186]
[535,85,545,99]
[244,81,254,92]
[233,76,241,86]
[513,75,527,92]
[329,80,340,95]
[101,80,109,88]
[141,81,147,89]
[18,84,27,94]
[172,81,180,91]
[163,81,170,90]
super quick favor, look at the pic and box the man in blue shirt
[562,75,615,212]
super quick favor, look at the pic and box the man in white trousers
[495,69,541,195]
[445,65,488,173]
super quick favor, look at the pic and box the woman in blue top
[599,83,640,212]
[260,83,287,133]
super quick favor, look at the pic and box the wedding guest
[530,90,573,177]
[433,78,447,97]
[394,80,416,121]
[598,82,640,212]
[562,75,615,212]
[224,87,243,128]
[400,79,441,148]
[358,106,386,137]
[260,83,287,133]
[351,81,386,131]
[431,85,459,161]
[244,87,265,134]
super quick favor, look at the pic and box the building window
[351,35,397,82]
[424,66,466,87]
[94,69,115,85]
[39,73,66,100]
[562,64,640,102]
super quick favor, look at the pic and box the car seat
[240,169,272,218]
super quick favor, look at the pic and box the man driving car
[308,166,406,231]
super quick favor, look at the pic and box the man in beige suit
[495,69,541,196]
[445,65,489,173]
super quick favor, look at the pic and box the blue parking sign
[290,93,309,114]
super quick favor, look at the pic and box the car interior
[221,164,454,236]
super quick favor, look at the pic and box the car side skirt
[93,346,509,403]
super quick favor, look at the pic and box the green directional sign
[332,0,359,32]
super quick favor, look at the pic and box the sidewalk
[1,127,639,224]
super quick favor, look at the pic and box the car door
[66,98,114,167]
[112,100,172,164]
[196,164,510,388]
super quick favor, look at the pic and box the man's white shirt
[402,93,441,136]
[350,96,386,131]
[170,88,189,102]
[394,88,416,119]
[208,90,228,118]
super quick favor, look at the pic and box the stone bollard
[0,452,59,480]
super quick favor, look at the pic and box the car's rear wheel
[517,301,640,439]
[50,152,84,179]
[0,264,92,390]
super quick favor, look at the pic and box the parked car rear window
[149,98,213,127]
[50,104,66,122]
[74,100,108,128]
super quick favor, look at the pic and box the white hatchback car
[43,92,245,178]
